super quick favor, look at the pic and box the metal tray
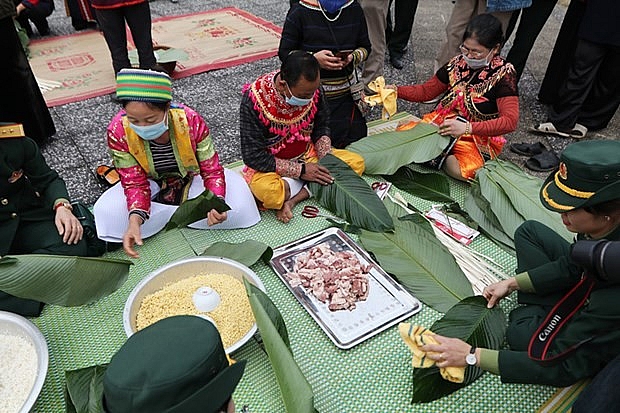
[270,228,421,349]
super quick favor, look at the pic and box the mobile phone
[335,50,353,59]
[455,115,468,123]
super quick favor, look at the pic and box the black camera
[571,240,620,282]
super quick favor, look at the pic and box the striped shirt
[150,140,178,174]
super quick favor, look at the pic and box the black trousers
[0,16,55,144]
[538,0,585,104]
[548,39,620,131]
[572,353,620,413]
[386,0,419,58]
[15,1,54,36]
[95,2,156,74]
[505,0,558,81]
[327,94,368,149]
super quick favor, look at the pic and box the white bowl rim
[0,310,49,413]
[123,256,266,354]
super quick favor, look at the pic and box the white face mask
[462,49,493,70]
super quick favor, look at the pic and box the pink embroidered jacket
[107,103,225,214]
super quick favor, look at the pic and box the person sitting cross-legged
[240,50,365,223]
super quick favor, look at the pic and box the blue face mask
[129,113,168,141]
[285,83,312,106]
[319,0,348,14]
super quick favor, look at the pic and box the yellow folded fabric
[363,76,397,120]
[398,323,465,383]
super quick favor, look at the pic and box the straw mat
[28,7,281,107]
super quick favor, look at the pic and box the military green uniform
[0,127,88,315]
[478,140,620,386]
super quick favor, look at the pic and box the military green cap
[103,315,246,413]
[540,140,620,212]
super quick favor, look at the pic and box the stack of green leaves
[463,159,572,251]
[410,296,506,402]
[359,200,473,313]
[307,154,394,233]
[346,122,451,175]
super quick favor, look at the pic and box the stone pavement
[38,0,618,206]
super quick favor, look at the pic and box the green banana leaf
[485,160,572,241]
[165,190,231,231]
[359,200,473,313]
[477,168,525,240]
[383,166,455,203]
[0,255,131,307]
[244,279,316,412]
[463,182,515,251]
[307,154,394,233]
[65,365,108,413]
[201,240,273,267]
[411,296,506,402]
[346,122,451,175]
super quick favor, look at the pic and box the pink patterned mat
[29,7,282,107]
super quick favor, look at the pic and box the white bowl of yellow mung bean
[0,310,49,413]
[123,256,266,354]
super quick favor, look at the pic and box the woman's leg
[94,180,171,242]
[95,7,131,74]
[124,2,156,70]
[187,170,261,230]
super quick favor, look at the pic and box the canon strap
[527,273,596,365]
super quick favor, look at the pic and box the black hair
[280,50,320,88]
[583,199,620,220]
[463,14,504,50]
[121,100,169,112]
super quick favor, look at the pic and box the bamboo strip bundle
[35,77,63,94]
[388,192,509,295]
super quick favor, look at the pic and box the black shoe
[389,54,405,70]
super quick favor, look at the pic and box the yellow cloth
[364,76,397,120]
[248,149,365,210]
[398,323,465,383]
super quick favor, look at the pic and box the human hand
[313,50,347,71]
[301,163,334,185]
[122,215,144,258]
[207,209,227,226]
[482,278,518,308]
[421,335,474,368]
[16,3,26,15]
[55,206,84,244]
[439,118,468,137]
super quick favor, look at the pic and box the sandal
[531,122,588,139]
[525,150,560,172]
[530,122,569,138]
[509,141,547,157]
[96,165,120,187]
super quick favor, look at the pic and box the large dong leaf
[463,182,515,251]
[65,365,107,413]
[477,168,525,240]
[201,240,273,267]
[485,159,572,241]
[411,296,506,402]
[165,190,231,231]
[359,200,473,313]
[307,154,394,232]
[0,255,131,307]
[384,166,455,203]
[244,279,317,412]
[346,122,451,175]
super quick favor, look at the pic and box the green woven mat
[30,126,558,412]
[179,173,558,412]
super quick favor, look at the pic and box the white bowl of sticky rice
[123,257,266,354]
[0,311,48,413]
